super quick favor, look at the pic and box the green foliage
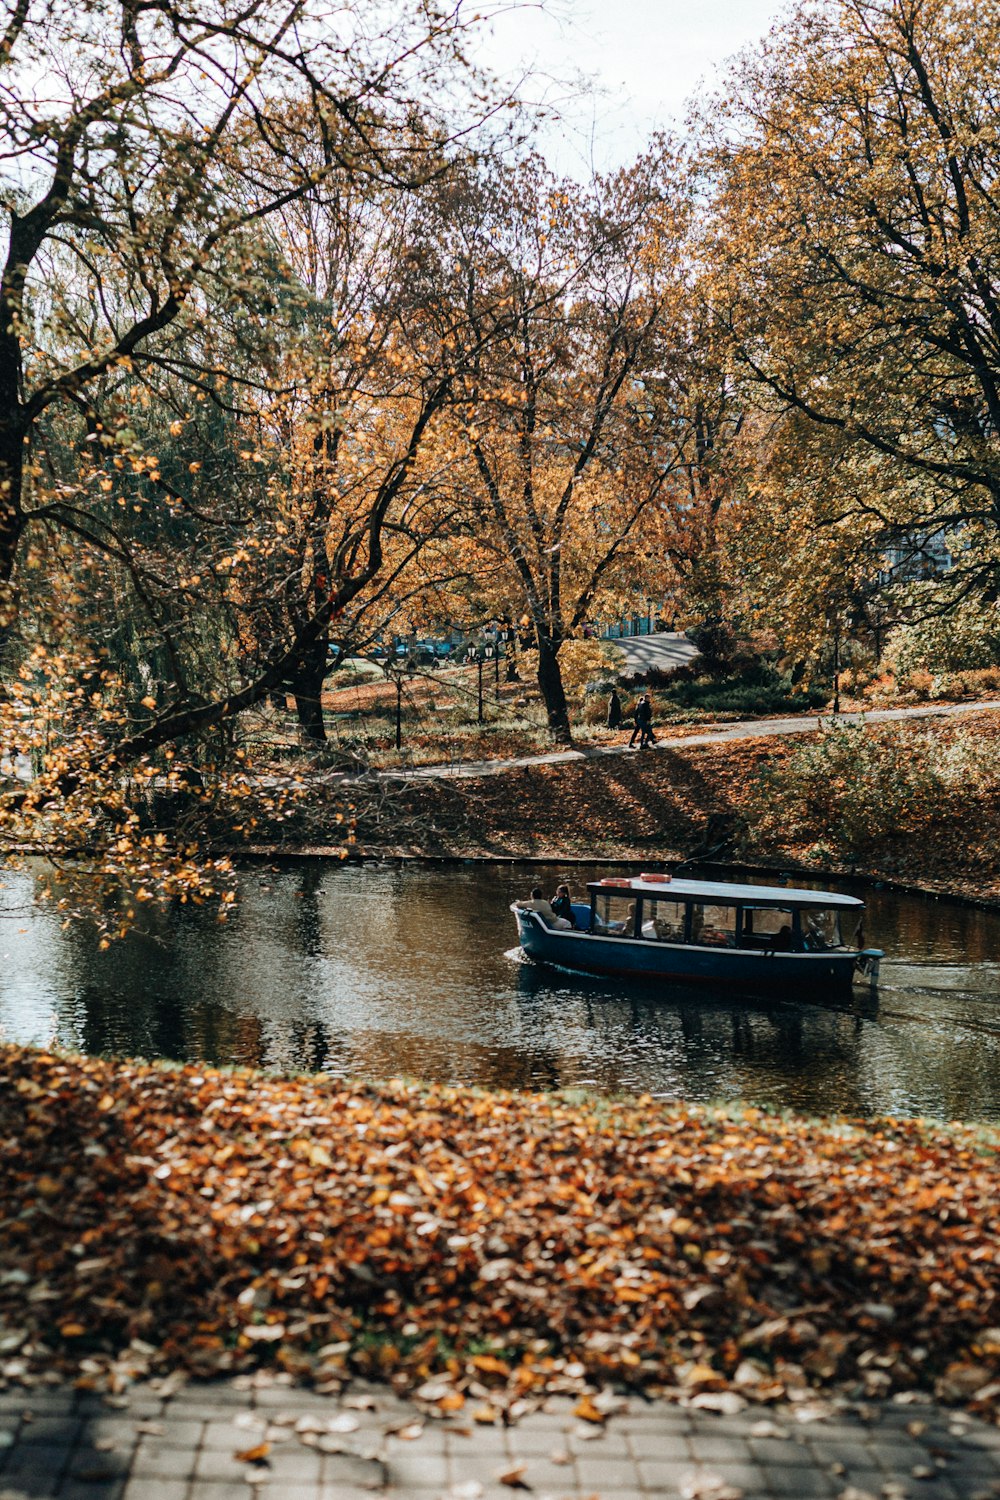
[684,620,754,676]
[745,723,1000,858]
[655,662,827,717]
[887,597,1000,676]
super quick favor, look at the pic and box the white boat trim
[586,876,863,909]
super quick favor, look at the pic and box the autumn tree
[0,0,514,912]
[702,0,1000,625]
[0,0,499,635]
[417,151,697,742]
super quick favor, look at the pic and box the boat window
[802,908,843,950]
[641,899,686,941]
[593,892,634,935]
[740,907,796,949]
[690,903,737,948]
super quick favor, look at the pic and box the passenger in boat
[516,886,572,929]
[550,883,577,927]
[771,924,794,951]
[803,914,831,950]
[641,908,670,939]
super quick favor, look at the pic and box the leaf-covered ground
[1,1047,998,1419]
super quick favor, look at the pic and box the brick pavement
[1,1378,999,1500]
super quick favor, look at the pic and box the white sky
[475,0,786,174]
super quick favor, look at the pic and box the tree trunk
[536,635,572,744]
[0,413,24,665]
[289,632,329,744]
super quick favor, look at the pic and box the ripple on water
[1,861,1000,1119]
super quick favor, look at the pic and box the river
[2,861,999,1121]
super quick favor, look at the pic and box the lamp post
[386,659,416,750]
[477,655,484,724]
[827,608,842,715]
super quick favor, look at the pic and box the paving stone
[492,1426,565,1454]
[2,1442,69,1479]
[637,1456,704,1490]
[700,1458,771,1491]
[202,1419,259,1451]
[67,1448,134,1482]
[0,1467,61,1499]
[384,1428,447,1455]
[627,1428,698,1460]
[76,1397,166,1420]
[760,1461,839,1496]
[261,1447,324,1482]
[194,1447,259,1482]
[245,1489,326,1500]
[871,1439,956,1470]
[573,1453,644,1488]
[77,1417,146,1448]
[131,1419,204,1449]
[512,1410,574,1430]
[252,1388,331,1410]
[320,1452,384,1489]
[12,1394,75,1417]
[319,1486,387,1500]
[508,1457,579,1490]
[121,1482,190,1500]
[564,1428,631,1455]
[880,1481,961,1500]
[187,1484,254,1500]
[749,1434,817,1465]
[930,1448,1000,1475]
[620,1410,692,1431]
[60,1483,125,1500]
[445,1426,509,1453]
[447,1451,525,1485]
[688,1433,757,1463]
[382,1449,449,1488]
[448,1490,551,1500]
[132,1436,199,1480]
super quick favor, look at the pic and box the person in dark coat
[630,694,655,748]
[550,882,577,927]
[607,688,624,731]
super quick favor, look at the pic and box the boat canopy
[586,877,864,910]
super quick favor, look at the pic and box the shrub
[648,660,827,717]
[561,639,624,695]
[744,722,1000,859]
[901,668,935,700]
[684,620,757,676]
[887,596,1000,675]
[936,667,1000,698]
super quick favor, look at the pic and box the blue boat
[512,874,883,996]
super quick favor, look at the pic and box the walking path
[371,699,1000,784]
[1,1376,997,1500]
[609,631,700,677]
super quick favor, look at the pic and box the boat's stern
[854,948,884,987]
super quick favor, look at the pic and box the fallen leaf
[234,1442,271,1464]
[496,1463,531,1489]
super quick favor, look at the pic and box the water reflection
[2,861,999,1121]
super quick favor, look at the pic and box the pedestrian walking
[607,688,624,731]
[629,694,655,748]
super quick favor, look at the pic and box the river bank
[2,1046,998,1419]
[324,708,1000,909]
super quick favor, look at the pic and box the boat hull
[513,910,859,996]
